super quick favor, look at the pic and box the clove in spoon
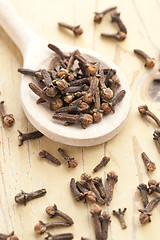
[0,0,130,146]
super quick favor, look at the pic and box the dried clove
[93,156,110,172]
[0,101,15,127]
[58,148,78,168]
[138,105,160,127]
[134,49,155,68]
[81,173,105,205]
[39,150,61,166]
[0,231,19,240]
[48,44,68,60]
[70,178,85,201]
[105,171,118,205]
[148,179,160,194]
[111,10,127,34]
[76,181,97,204]
[141,152,156,172]
[93,177,106,199]
[45,232,73,240]
[90,204,102,240]
[137,184,149,208]
[34,220,70,234]
[18,67,43,81]
[15,189,46,205]
[112,208,127,229]
[58,22,83,37]
[101,31,126,41]
[46,204,74,225]
[139,197,160,224]
[153,130,160,153]
[100,211,111,240]
[53,113,93,129]
[17,130,43,146]
[94,6,117,23]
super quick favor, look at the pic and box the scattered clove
[111,10,127,34]
[105,171,118,206]
[34,220,70,234]
[153,130,160,152]
[0,231,19,240]
[0,101,15,127]
[90,204,102,240]
[46,204,74,225]
[58,148,78,168]
[134,49,155,68]
[138,105,160,127]
[94,6,117,23]
[70,178,85,201]
[139,197,160,224]
[112,208,127,229]
[93,156,110,172]
[141,152,156,172]
[100,211,111,240]
[76,181,97,204]
[101,31,126,41]
[137,183,149,208]
[58,22,83,37]
[17,130,43,146]
[39,150,61,166]
[45,232,73,240]
[15,189,46,205]
[148,179,160,194]
[93,177,106,199]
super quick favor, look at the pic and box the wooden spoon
[0,0,130,146]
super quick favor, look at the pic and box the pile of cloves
[18,44,125,128]
[70,171,118,206]
[34,203,74,238]
[137,179,160,224]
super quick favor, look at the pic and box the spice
[90,204,102,240]
[76,181,97,204]
[39,150,61,166]
[81,238,92,240]
[94,6,117,23]
[141,152,156,172]
[46,204,74,225]
[58,148,78,168]
[148,179,160,194]
[111,10,127,34]
[45,232,73,240]
[137,183,149,208]
[153,130,160,152]
[81,173,105,205]
[18,44,125,128]
[0,231,19,240]
[113,208,127,229]
[138,105,160,127]
[70,178,84,201]
[34,220,70,234]
[15,189,46,205]
[139,197,160,224]
[93,156,110,172]
[101,32,126,41]
[58,22,83,37]
[0,101,15,127]
[105,171,118,206]
[101,211,111,240]
[93,177,106,199]
[17,130,43,146]
[134,49,155,68]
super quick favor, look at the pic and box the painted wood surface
[0,0,160,239]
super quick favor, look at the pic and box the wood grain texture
[0,0,160,239]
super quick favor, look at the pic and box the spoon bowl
[0,0,130,146]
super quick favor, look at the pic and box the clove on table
[18,44,125,128]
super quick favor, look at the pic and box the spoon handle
[0,0,37,57]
